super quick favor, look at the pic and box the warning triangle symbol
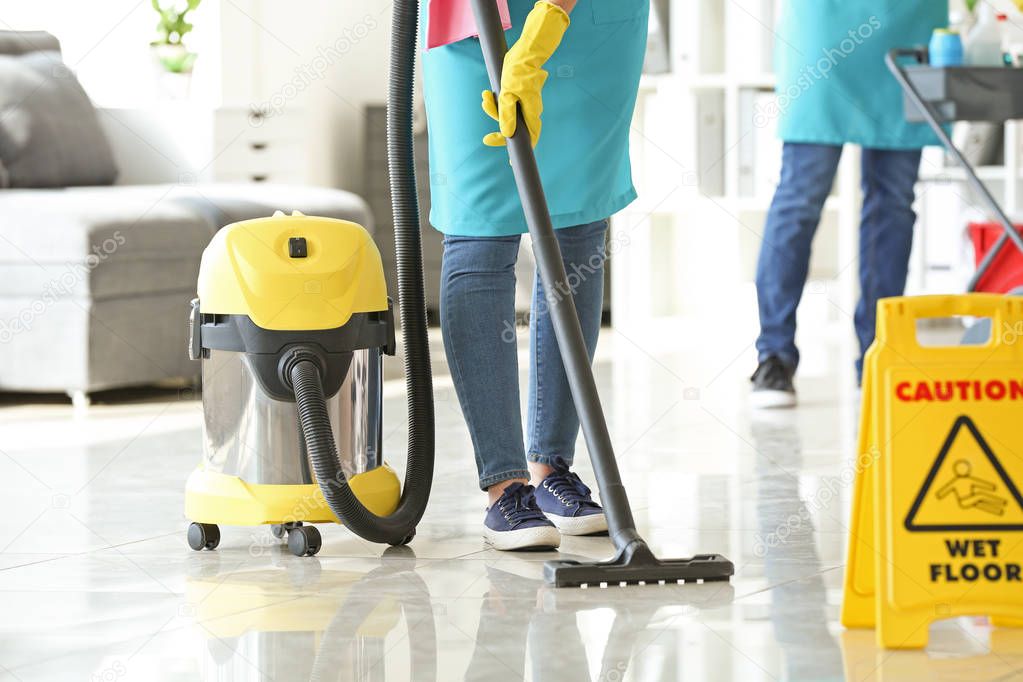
[905,415,1023,532]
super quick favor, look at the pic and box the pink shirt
[426,0,511,49]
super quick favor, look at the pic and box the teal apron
[422,0,649,236]
[775,0,948,150]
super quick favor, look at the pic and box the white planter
[150,44,197,100]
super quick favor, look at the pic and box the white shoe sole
[483,525,561,551]
[548,512,608,536]
[750,389,797,409]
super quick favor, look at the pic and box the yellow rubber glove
[481,1,570,147]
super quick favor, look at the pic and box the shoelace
[543,470,600,509]
[498,485,547,527]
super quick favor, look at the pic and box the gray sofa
[0,31,372,404]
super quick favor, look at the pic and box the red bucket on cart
[969,222,1023,293]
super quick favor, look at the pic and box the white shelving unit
[613,0,861,332]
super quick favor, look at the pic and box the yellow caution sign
[842,294,1023,649]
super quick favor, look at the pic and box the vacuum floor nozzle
[543,542,734,589]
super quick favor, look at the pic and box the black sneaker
[750,356,796,409]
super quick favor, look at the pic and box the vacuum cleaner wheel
[270,521,303,540]
[287,525,322,557]
[187,522,221,551]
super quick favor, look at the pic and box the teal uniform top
[422,0,649,236]
[775,0,948,150]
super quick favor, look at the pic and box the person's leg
[441,234,529,496]
[526,220,609,534]
[441,233,560,551]
[855,147,921,379]
[755,142,844,368]
[751,142,843,408]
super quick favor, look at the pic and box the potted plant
[150,0,201,75]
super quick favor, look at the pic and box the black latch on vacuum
[288,237,308,258]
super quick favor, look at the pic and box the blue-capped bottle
[929,28,964,67]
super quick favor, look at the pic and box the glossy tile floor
[2,319,1021,681]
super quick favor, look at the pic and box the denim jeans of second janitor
[755,142,921,378]
[440,220,607,490]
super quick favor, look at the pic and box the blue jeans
[755,143,921,376]
[440,220,607,490]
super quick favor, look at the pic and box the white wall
[0,0,221,106]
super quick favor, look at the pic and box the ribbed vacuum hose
[386,0,436,525]
[293,0,434,546]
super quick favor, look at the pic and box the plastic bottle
[966,4,1005,66]
[930,28,964,67]
[998,13,1012,65]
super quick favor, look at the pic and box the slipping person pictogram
[935,460,1008,516]
[905,416,1023,532]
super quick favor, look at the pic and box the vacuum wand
[468,0,733,587]
[470,10,635,550]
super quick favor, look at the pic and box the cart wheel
[390,527,416,547]
[271,521,302,540]
[187,522,220,551]
[287,525,321,557]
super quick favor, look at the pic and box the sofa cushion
[0,185,214,300]
[0,50,118,188]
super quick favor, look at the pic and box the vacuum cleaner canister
[184,211,402,556]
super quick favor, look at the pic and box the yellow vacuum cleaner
[184,0,436,558]
[184,208,432,556]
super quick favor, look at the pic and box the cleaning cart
[887,48,1023,292]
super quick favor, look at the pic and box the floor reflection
[186,547,436,681]
[752,413,844,682]
[463,566,734,681]
[185,544,736,681]
[839,624,1023,681]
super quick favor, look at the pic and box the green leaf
[151,0,200,42]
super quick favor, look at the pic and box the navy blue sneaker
[535,458,608,536]
[484,482,561,551]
